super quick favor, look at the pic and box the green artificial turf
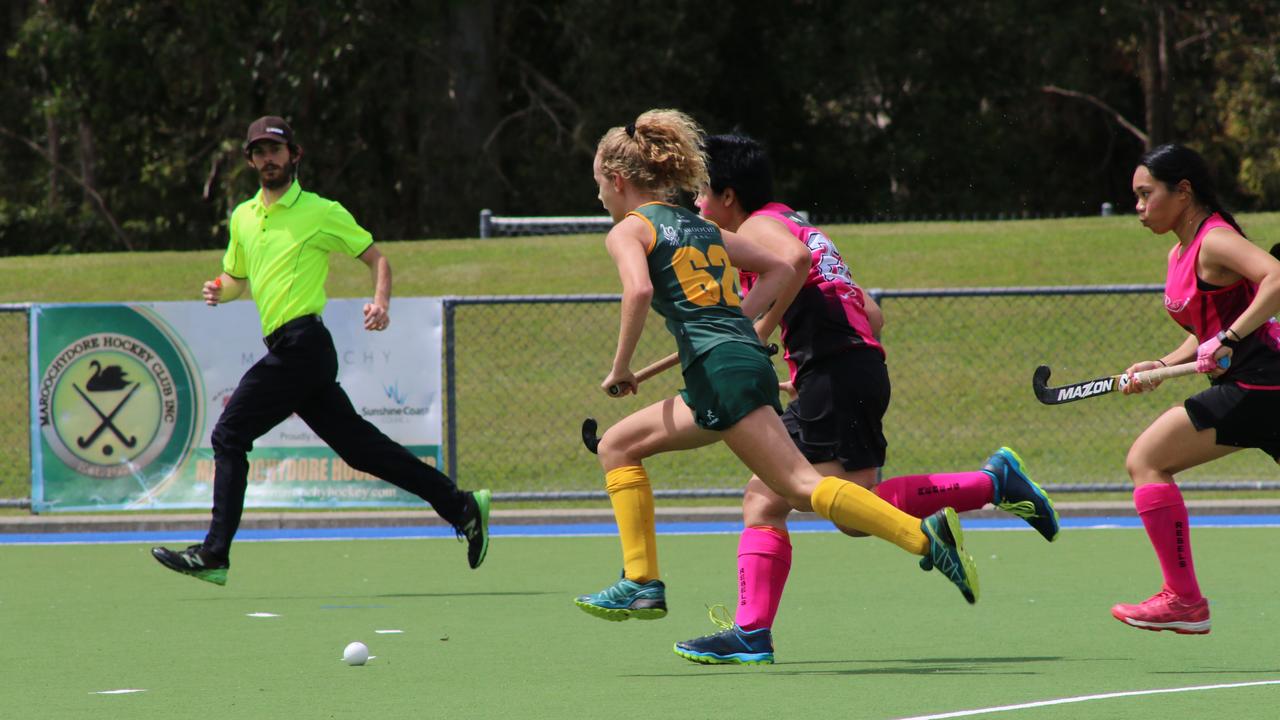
[1,527,1277,719]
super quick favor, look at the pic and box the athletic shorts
[1184,382,1280,462]
[780,348,889,471]
[679,341,782,431]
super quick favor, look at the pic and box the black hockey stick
[1033,357,1226,405]
[581,418,601,454]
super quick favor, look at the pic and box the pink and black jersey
[739,202,882,381]
[1165,213,1280,387]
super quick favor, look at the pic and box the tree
[1,0,1278,255]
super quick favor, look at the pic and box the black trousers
[203,315,467,557]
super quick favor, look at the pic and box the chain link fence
[0,305,30,506]
[443,288,1279,496]
[4,291,1276,507]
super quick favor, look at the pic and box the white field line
[892,679,1280,720]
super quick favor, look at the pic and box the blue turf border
[2,514,1278,545]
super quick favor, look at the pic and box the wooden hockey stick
[607,353,680,396]
[587,342,781,453]
[607,342,779,396]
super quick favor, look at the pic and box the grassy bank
[4,213,1279,502]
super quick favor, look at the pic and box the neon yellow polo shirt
[223,181,373,336]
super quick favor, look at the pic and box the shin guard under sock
[875,471,994,517]
[735,526,792,631]
[1134,483,1202,601]
[811,477,928,555]
[606,466,659,582]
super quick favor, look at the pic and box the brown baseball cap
[244,116,294,150]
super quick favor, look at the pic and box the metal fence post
[443,297,459,480]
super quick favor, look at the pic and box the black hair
[704,133,774,214]
[1139,143,1244,237]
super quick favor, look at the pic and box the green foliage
[1,1,1279,253]
[1214,11,1280,202]
[0,198,110,254]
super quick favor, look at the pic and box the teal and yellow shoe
[983,447,1059,542]
[151,544,229,586]
[920,507,979,604]
[575,575,667,621]
[674,605,774,665]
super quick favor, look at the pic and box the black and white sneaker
[151,544,229,585]
[456,489,491,569]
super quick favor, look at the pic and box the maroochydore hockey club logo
[37,309,202,483]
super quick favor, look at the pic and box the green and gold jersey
[223,181,374,336]
[630,202,758,368]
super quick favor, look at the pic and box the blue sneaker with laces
[575,574,667,621]
[983,447,1059,541]
[674,606,774,665]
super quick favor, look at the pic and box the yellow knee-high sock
[811,477,928,554]
[606,466,659,582]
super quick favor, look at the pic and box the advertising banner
[29,299,443,512]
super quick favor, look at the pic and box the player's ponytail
[597,109,707,199]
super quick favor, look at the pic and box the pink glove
[1196,335,1223,373]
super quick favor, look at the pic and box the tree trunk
[1140,1,1173,149]
[45,111,60,209]
[442,0,500,223]
[77,113,97,209]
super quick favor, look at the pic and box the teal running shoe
[457,489,490,569]
[575,575,667,621]
[919,507,979,604]
[983,447,1059,541]
[674,605,773,665]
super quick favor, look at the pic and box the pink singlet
[1164,214,1280,387]
[739,202,881,381]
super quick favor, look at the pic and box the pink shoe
[1110,589,1211,635]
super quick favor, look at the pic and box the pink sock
[1134,483,1202,601]
[874,472,993,517]
[735,526,792,631]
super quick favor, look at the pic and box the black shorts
[1184,383,1280,461]
[780,348,889,471]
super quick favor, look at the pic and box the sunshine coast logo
[37,310,201,482]
[383,379,408,405]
